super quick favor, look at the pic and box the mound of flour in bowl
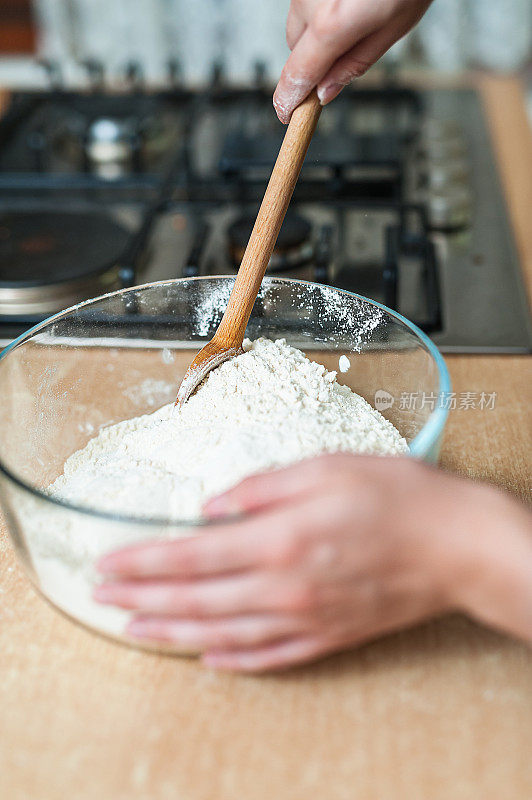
[25,338,407,637]
[49,337,407,520]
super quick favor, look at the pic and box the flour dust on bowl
[0,277,450,652]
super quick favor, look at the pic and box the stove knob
[427,187,473,230]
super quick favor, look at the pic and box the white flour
[338,354,351,373]
[25,338,407,638]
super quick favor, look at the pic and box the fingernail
[274,74,313,124]
[272,94,291,125]
[93,583,114,603]
[317,82,344,105]
[126,619,151,638]
[203,493,241,519]
[96,553,120,574]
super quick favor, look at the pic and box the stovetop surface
[0,84,530,353]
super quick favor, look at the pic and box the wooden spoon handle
[216,91,322,346]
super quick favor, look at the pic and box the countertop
[1,75,531,800]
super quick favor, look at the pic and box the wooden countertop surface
[1,76,531,800]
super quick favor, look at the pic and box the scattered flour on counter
[24,337,407,637]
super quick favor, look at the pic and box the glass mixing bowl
[0,277,450,650]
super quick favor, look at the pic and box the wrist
[441,482,532,641]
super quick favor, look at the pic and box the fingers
[275,0,433,122]
[98,494,313,581]
[317,16,421,106]
[94,568,322,617]
[286,0,324,49]
[98,523,269,580]
[100,455,362,582]
[202,636,331,673]
[204,456,328,518]
[99,456,333,582]
[126,613,315,650]
[273,27,347,123]
[286,2,306,50]
[316,40,375,106]
[95,574,273,617]
[274,1,386,122]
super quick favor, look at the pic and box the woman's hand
[274,0,433,122]
[95,454,532,672]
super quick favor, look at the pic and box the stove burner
[228,212,313,271]
[0,211,131,316]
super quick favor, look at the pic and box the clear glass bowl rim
[0,276,451,527]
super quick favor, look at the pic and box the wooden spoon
[176,90,322,405]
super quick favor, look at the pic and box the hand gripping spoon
[176,91,322,405]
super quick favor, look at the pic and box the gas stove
[0,79,530,352]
